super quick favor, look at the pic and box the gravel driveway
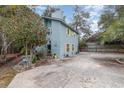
[8,52,124,88]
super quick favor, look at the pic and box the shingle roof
[42,16,79,34]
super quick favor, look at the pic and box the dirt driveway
[8,52,124,88]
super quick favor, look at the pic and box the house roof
[42,16,79,34]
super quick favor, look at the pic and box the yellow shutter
[69,29,71,36]
[65,44,66,52]
[66,28,68,35]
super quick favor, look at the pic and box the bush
[20,47,30,55]
[32,55,38,64]
[79,40,87,50]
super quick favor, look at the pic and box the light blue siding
[43,18,79,59]
[59,23,78,59]
[51,21,61,58]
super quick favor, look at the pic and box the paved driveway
[8,52,124,88]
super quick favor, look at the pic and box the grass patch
[0,69,17,88]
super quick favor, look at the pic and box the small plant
[20,47,30,55]
[53,53,58,59]
[32,55,38,64]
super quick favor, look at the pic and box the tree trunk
[1,32,7,63]
[29,49,33,66]
[25,40,28,58]
[28,44,33,66]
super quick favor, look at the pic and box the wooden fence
[81,43,124,53]
[86,48,124,53]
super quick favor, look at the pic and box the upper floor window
[44,19,51,28]
[66,28,76,37]
[47,28,52,35]
[66,28,72,36]
[47,32,50,35]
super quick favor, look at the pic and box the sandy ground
[0,54,21,87]
[8,52,124,88]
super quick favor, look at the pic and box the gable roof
[42,16,79,34]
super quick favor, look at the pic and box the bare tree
[42,6,60,17]
[71,5,92,38]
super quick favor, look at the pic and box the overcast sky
[35,5,104,33]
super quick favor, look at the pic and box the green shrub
[32,55,38,64]
[20,47,30,55]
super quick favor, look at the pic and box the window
[45,20,51,28]
[67,28,71,36]
[47,32,50,35]
[67,28,76,36]
[72,44,74,51]
[71,31,76,36]
[69,29,73,36]
[66,44,70,52]
[47,28,52,35]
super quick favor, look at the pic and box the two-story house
[42,10,79,59]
